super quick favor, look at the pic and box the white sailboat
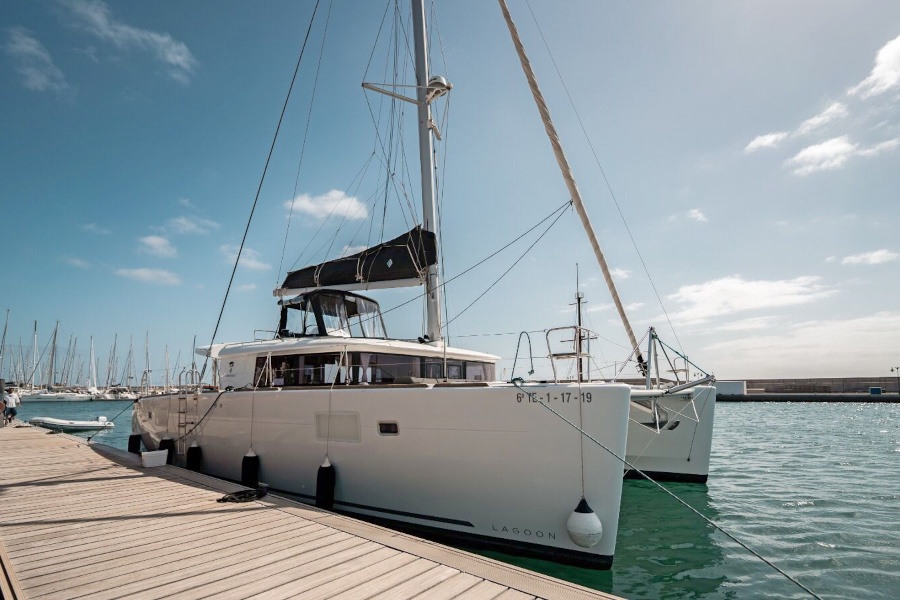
[21,322,92,402]
[133,0,634,569]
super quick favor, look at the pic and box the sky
[1,0,899,385]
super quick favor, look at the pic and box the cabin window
[447,362,463,379]
[255,352,495,386]
[253,356,272,387]
[466,362,491,381]
[302,353,343,385]
[365,353,419,384]
[274,355,302,386]
[422,359,443,379]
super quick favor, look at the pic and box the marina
[0,423,620,600]
[5,398,900,598]
[2,1,899,599]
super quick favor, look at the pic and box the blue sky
[2,0,899,384]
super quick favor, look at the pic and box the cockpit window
[279,290,387,339]
[320,294,351,337]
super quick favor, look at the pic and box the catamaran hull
[625,386,717,483]
[133,382,631,568]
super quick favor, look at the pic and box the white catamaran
[133,0,635,569]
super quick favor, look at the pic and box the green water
[486,402,900,599]
[17,401,900,599]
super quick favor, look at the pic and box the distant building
[729,377,898,394]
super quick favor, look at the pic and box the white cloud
[667,275,834,324]
[841,249,899,265]
[687,209,708,223]
[785,136,856,174]
[178,197,195,209]
[138,235,177,258]
[63,256,90,269]
[587,302,614,313]
[164,216,219,235]
[82,222,110,235]
[285,190,368,221]
[624,302,644,312]
[785,135,899,175]
[236,283,257,292]
[116,267,180,285]
[857,138,900,157]
[705,312,900,378]
[220,245,272,271]
[715,316,778,332]
[848,33,900,99]
[796,102,848,136]
[62,0,198,83]
[610,268,631,280]
[744,132,789,153]
[824,256,837,263]
[5,27,69,93]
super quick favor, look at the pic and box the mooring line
[510,379,822,600]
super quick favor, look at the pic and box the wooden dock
[0,424,621,600]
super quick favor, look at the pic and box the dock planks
[0,424,620,600]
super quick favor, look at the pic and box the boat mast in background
[31,321,37,392]
[0,309,8,379]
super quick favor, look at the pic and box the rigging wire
[522,0,684,354]
[276,0,334,289]
[510,379,822,600]
[443,201,571,329]
[377,199,571,322]
[199,0,322,381]
[288,157,378,273]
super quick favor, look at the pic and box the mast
[31,322,37,392]
[0,309,8,379]
[143,331,151,393]
[47,321,58,390]
[164,346,171,391]
[89,337,97,390]
[411,0,443,344]
[497,0,647,375]
[106,334,118,390]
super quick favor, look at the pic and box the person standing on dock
[4,389,17,424]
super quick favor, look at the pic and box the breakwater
[719,393,900,402]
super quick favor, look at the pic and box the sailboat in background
[21,321,92,402]
[134,0,635,569]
